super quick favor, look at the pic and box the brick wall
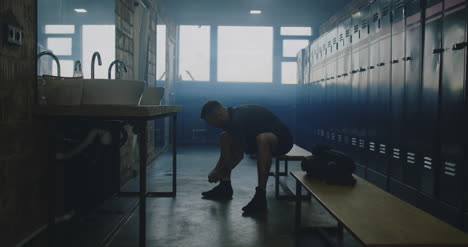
[0,1,50,246]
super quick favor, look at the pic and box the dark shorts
[244,131,293,156]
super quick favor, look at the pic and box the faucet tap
[108,60,128,79]
[91,52,102,79]
[37,51,61,77]
[74,60,82,72]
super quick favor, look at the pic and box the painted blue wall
[174,81,297,144]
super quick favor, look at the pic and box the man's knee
[256,133,278,148]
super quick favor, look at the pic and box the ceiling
[162,0,353,32]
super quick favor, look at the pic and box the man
[200,100,293,214]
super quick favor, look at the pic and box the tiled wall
[0,0,50,246]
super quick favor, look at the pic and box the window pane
[156,25,166,81]
[218,26,273,82]
[53,60,74,77]
[282,62,297,84]
[179,25,210,81]
[283,39,309,57]
[45,25,75,34]
[280,27,312,36]
[82,25,115,79]
[47,37,72,55]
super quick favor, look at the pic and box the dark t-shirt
[222,105,293,155]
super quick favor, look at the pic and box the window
[217,26,273,82]
[47,37,72,55]
[179,25,210,81]
[280,27,312,36]
[156,25,166,81]
[53,60,74,77]
[281,62,297,84]
[82,25,115,79]
[45,25,75,34]
[283,40,309,57]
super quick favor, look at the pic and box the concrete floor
[51,144,362,247]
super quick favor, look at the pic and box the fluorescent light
[250,10,262,14]
[74,9,87,13]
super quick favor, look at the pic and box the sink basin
[139,87,164,105]
[82,79,145,106]
[40,78,146,106]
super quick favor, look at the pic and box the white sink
[82,79,145,106]
[139,87,165,105]
[40,78,146,106]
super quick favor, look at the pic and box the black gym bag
[301,145,357,186]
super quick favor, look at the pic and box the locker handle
[330,76,335,79]
[452,42,468,50]
[351,70,358,74]
[359,67,367,72]
[390,59,399,64]
[337,75,342,78]
[342,73,349,76]
[402,56,412,61]
[433,48,445,54]
[368,66,375,70]
[377,62,385,67]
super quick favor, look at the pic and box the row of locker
[296,0,468,226]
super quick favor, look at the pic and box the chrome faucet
[91,52,102,79]
[108,60,128,79]
[74,60,82,73]
[37,51,61,77]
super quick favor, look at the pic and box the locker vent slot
[354,25,359,33]
[395,0,404,9]
[346,30,350,37]
[393,148,400,159]
[331,132,336,140]
[352,137,357,146]
[328,41,331,47]
[359,139,365,148]
[369,142,375,151]
[326,132,330,139]
[344,136,349,144]
[379,144,386,154]
[406,152,416,164]
[372,13,379,23]
[382,5,390,16]
[333,38,337,44]
[444,162,457,176]
[362,19,369,29]
[338,134,343,142]
[423,156,432,169]
[339,34,344,41]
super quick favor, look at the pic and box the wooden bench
[270,144,312,200]
[291,171,468,247]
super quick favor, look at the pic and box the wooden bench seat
[271,144,312,200]
[291,171,468,247]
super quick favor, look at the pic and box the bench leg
[284,160,288,175]
[275,158,280,199]
[295,179,302,233]
[337,222,344,247]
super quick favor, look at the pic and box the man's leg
[202,132,243,200]
[242,133,279,213]
[209,131,244,182]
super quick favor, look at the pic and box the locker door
[438,0,467,209]
[403,0,423,190]
[329,29,338,145]
[350,11,362,168]
[357,5,370,168]
[342,18,353,153]
[367,0,381,173]
[336,21,347,149]
[390,0,406,182]
[376,0,392,175]
[420,0,443,197]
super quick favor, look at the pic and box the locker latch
[368,65,375,70]
[351,70,358,74]
[377,62,385,67]
[359,67,367,72]
[390,59,399,64]
[402,56,412,61]
[452,42,468,50]
[432,48,445,54]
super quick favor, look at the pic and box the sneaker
[202,181,233,200]
[242,187,267,213]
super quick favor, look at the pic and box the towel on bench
[301,145,356,186]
